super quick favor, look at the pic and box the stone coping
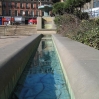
[0,34,42,98]
[0,35,40,67]
[37,29,56,31]
[52,34,99,99]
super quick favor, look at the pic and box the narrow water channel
[11,36,70,99]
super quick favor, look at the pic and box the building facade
[1,0,53,17]
[0,1,2,15]
[83,0,93,10]
[83,0,99,18]
[83,0,99,10]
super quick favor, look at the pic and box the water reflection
[11,38,70,99]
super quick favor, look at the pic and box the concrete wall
[0,25,36,36]
[37,17,42,29]
[37,29,56,34]
[42,17,56,29]
[52,34,99,99]
[0,34,42,99]
[37,17,56,30]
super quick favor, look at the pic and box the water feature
[38,5,52,16]
[11,35,70,99]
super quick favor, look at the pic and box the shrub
[74,10,89,20]
[95,18,99,25]
[54,13,80,36]
[54,13,99,50]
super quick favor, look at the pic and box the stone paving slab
[0,36,29,48]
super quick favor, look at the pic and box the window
[25,10,28,16]
[20,10,23,15]
[36,3,38,8]
[20,3,23,8]
[8,2,11,7]
[31,3,33,8]
[93,1,99,8]
[26,3,29,8]
[9,10,11,16]
[42,11,44,16]
[15,3,17,8]
[36,11,38,16]
[32,3,35,8]
[15,10,18,16]
[3,2,6,8]
[31,10,34,16]
[38,11,39,16]
[3,10,6,16]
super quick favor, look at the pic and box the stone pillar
[37,17,42,29]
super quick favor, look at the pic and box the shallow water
[11,37,70,99]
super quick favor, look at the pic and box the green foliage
[95,18,99,25]
[52,0,90,19]
[71,20,99,50]
[74,10,89,20]
[65,0,74,7]
[64,0,91,9]
[85,0,91,3]
[73,27,99,49]
[54,14,80,36]
[54,14,99,50]
[52,2,65,14]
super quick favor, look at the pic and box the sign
[2,17,14,22]
[14,17,25,22]
[6,18,10,21]
[15,17,22,22]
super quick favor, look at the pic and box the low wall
[37,17,56,30]
[37,29,56,34]
[0,25,36,36]
[0,34,42,99]
[52,34,99,99]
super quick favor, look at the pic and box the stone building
[0,1,2,15]
[1,0,53,17]
[83,0,99,10]
[83,0,99,18]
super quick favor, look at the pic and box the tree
[52,0,90,19]
[52,2,65,14]
[52,0,60,3]
[65,0,91,10]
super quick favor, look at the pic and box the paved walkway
[0,36,29,48]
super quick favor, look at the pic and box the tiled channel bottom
[11,36,70,99]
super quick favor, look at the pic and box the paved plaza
[0,36,28,48]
